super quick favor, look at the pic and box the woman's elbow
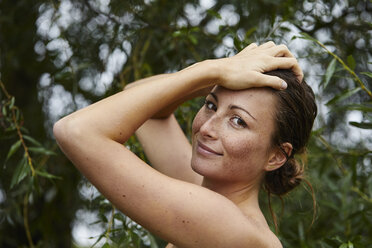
[53,117,82,148]
[53,118,67,143]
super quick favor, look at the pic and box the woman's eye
[205,100,217,111]
[231,116,247,128]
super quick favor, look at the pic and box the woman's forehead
[209,86,277,120]
[211,86,275,102]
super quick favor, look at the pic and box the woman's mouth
[197,141,223,156]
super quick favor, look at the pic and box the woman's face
[191,86,277,185]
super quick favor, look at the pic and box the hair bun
[264,158,304,196]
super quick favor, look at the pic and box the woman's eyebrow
[230,105,257,121]
[209,92,218,102]
[209,92,257,121]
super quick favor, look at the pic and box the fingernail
[281,81,287,90]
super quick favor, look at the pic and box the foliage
[1,0,372,247]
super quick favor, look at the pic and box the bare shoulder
[236,214,283,248]
[261,229,283,248]
[166,211,283,248]
[166,226,282,248]
[243,224,283,248]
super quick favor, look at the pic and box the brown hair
[264,69,317,196]
[263,69,317,229]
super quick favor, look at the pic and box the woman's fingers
[236,43,258,56]
[258,43,304,82]
[266,44,294,57]
[240,41,274,55]
[251,72,287,90]
[228,42,304,87]
[245,43,258,50]
[292,65,304,82]
[265,57,296,70]
[265,57,303,82]
[256,41,276,50]
[261,44,304,82]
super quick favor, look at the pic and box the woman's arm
[124,72,213,119]
[124,71,211,184]
[53,42,299,247]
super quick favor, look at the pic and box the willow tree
[1,0,371,247]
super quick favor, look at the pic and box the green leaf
[90,234,105,247]
[233,36,241,51]
[6,140,22,161]
[323,58,337,89]
[113,212,126,223]
[299,32,318,42]
[2,105,7,116]
[28,147,56,156]
[10,157,29,189]
[347,55,356,70]
[245,27,256,39]
[349,121,372,129]
[326,87,362,106]
[23,135,42,147]
[279,26,291,32]
[76,62,92,71]
[101,242,111,248]
[188,34,198,45]
[4,125,16,133]
[35,170,62,180]
[14,108,20,122]
[20,126,29,134]
[345,104,372,112]
[206,9,221,19]
[147,233,159,248]
[339,241,354,248]
[332,103,372,112]
[190,27,200,33]
[54,71,72,81]
[172,30,182,38]
[9,97,15,109]
[98,211,108,223]
[361,71,372,78]
[330,236,344,244]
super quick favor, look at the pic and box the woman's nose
[199,114,219,139]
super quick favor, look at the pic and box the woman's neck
[201,177,261,208]
[201,177,271,230]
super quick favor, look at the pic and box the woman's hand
[214,41,303,90]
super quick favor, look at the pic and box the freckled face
[191,86,277,184]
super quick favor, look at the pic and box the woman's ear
[265,142,293,171]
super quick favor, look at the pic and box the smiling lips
[197,141,223,156]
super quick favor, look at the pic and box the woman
[54,42,317,247]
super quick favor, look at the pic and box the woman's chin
[191,157,221,179]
